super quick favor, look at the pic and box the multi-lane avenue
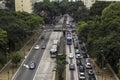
[11,15,97,80]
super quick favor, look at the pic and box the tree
[89,1,111,19]
[11,51,21,66]
[56,54,67,80]
[117,59,120,78]
[5,0,15,10]
[0,28,8,52]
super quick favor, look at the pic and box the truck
[50,40,59,58]
[50,45,58,58]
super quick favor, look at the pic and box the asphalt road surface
[33,31,63,80]
[12,30,51,80]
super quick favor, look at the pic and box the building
[0,0,6,9]
[15,0,32,13]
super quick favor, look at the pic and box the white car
[69,53,74,59]
[85,63,92,69]
[79,72,86,80]
[29,62,36,70]
[34,45,40,50]
[75,49,79,54]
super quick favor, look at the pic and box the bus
[66,37,72,45]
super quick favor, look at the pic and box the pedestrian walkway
[91,59,116,80]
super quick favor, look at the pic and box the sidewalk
[92,59,116,80]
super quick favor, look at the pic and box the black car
[79,65,85,72]
[88,76,96,80]
[41,44,46,49]
[76,60,82,66]
[69,64,75,70]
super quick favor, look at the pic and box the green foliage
[5,0,15,10]
[56,54,67,80]
[34,1,88,23]
[78,2,120,74]
[117,59,120,78]
[89,1,111,19]
[0,10,44,51]
[0,10,44,67]
[11,51,22,66]
[0,54,6,65]
[0,28,8,51]
[77,21,88,31]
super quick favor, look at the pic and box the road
[33,17,64,80]
[12,30,51,80]
[11,17,64,80]
[33,32,63,80]
[66,44,79,80]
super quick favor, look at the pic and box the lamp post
[6,47,9,63]
[101,49,106,80]
[8,71,9,80]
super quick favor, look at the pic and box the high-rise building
[81,0,96,9]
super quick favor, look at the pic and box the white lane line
[66,45,71,80]
[11,32,43,80]
[71,44,79,80]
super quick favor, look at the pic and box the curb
[0,60,11,73]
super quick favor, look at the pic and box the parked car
[34,45,40,50]
[85,63,92,69]
[88,69,94,76]
[41,35,44,39]
[76,60,82,66]
[79,72,85,80]
[79,65,85,72]
[75,54,81,59]
[75,49,80,54]
[29,62,36,70]
[88,76,96,80]
[69,64,75,70]
[41,44,46,49]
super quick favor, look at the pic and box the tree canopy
[0,10,44,66]
[77,2,120,76]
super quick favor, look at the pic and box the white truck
[50,40,59,58]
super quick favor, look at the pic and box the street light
[6,47,9,63]
[8,71,9,80]
[100,49,106,80]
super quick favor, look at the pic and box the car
[69,53,74,59]
[85,63,92,69]
[41,35,44,39]
[79,40,82,44]
[69,64,75,70]
[34,45,40,50]
[83,54,89,58]
[76,60,82,66]
[86,58,91,63]
[75,54,81,59]
[41,44,46,49]
[79,72,85,80]
[75,49,80,54]
[29,62,36,70]
[88,76,96,80]
[88,69,94,76]
[79,65,85,72]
